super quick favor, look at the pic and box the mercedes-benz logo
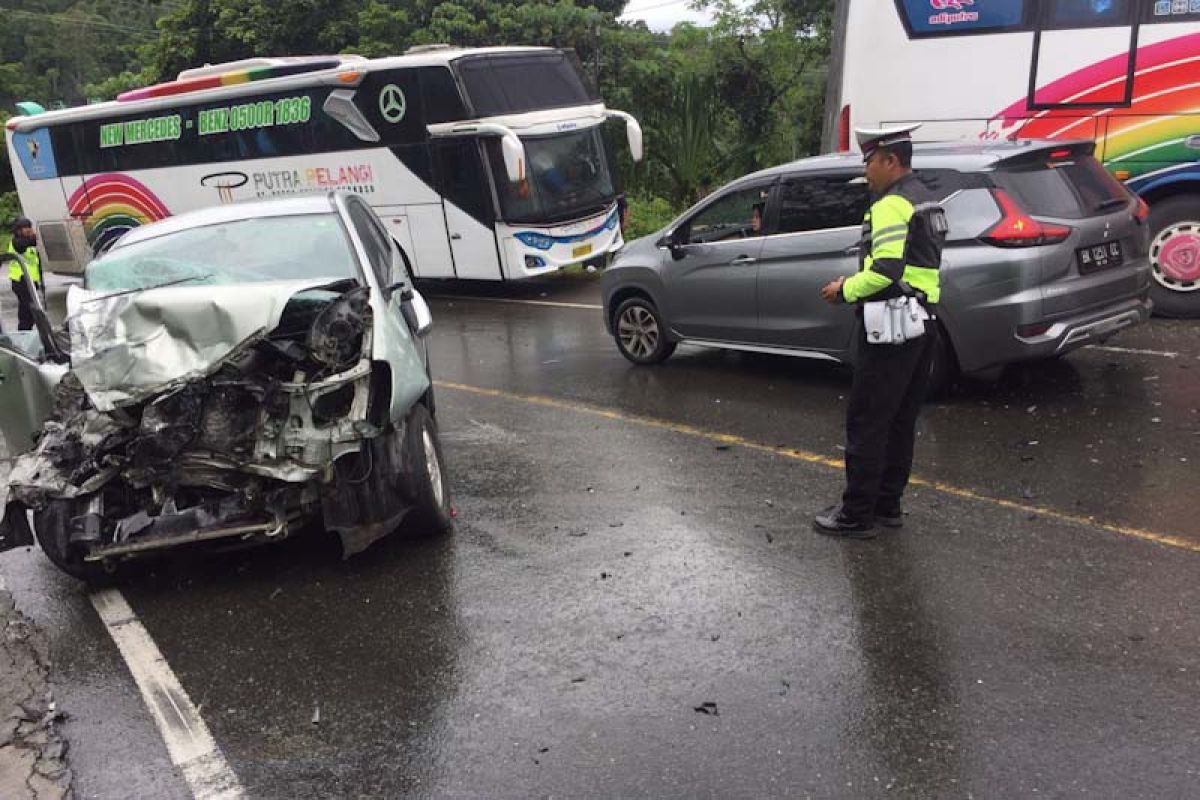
[379,84,407,124]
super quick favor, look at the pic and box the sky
[618,0,716,31]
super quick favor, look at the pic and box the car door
[756,173,868,355]
[343,196,430,420]
[662,182,774,342]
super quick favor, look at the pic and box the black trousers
[11,279,42,332]
[841,323,936,521]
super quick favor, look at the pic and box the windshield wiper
[1094,197,1130,213]
[83,274,212,304]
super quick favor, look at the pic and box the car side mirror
[395,285,433,336]
[659,228,689,260]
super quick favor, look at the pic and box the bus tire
[1146,195,1200,319]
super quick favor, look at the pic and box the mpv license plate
[1077,240,1122,274]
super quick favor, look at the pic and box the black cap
[10,217,32,234]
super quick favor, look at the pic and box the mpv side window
[683,185,772,244]
[775,177,869,235]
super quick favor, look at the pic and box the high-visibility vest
[842,173,945,305]
[5,239,42,284]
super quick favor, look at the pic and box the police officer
[6,217,43,331]
[814,124,946,539]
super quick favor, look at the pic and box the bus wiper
[84,274,212,304]
[1094,197,1129,213]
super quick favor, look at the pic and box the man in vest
[6,217,43,331]
[814,124,946,539]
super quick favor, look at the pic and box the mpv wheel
[614,297,676,365]
[925,322,957,400]
[1147,196,1200,319]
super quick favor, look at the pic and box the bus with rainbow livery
[4,46,643,281]
[823,0,1200,318]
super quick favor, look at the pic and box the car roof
[734,139,1093,184]
[111,193,342,250]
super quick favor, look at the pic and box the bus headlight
[515,232,555,250]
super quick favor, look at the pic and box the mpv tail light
[981,189,1072,247]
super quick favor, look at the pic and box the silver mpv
[602,141,1152,392]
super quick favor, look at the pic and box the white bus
[4,46,643,281]
[823,0,1200,318]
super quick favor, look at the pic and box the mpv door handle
[843,246,861,256]
[729,255,757,266]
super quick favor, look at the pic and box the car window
[685,185,772,244]
[775,176,869,234]
[991,156,1126,218]
[346,200,392,285]
[85,213,358,291]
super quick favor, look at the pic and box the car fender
[601,268,670,335]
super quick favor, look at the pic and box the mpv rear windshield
[992,156,1128,219]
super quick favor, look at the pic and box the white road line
[90,589,244,800]
[1085,344,1181,359]
[427,295,603,311]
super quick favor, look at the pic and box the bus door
[432,139,503,280]
[10,125,92,272]
[1029,0,1141,110]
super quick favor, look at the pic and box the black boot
[813,506,876,539]
[874,503,904,529]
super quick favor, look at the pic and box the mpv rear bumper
[1010,296,1152,361]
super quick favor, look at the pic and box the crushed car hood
[67,278,347,411]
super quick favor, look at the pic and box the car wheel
[925,322,957,401]
[1146,196,1200,319]
[33,500,108,582]
[614,297,676,365]
[402,403,452,536]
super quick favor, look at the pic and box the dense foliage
[1,0,833,222]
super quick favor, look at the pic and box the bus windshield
[488,128,616,224]
[456,52,596,116]
[85,213,358,292]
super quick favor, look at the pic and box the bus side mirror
[605,110,643,163]
[500,133,525,183]
[625,118,643,162]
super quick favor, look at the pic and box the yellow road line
[436,380,1200,555]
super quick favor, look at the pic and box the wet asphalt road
[2,272,1199,798]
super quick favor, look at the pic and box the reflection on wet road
[1,273,1197,798]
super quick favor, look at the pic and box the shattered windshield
[488,128,616,224]
[85,213,359,292]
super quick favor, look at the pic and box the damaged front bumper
[1,279,433,572]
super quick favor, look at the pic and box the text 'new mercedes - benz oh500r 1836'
[0,192,451,580]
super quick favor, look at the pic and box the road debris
[693,702,719,716]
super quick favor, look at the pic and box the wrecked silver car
[0,192,451,579]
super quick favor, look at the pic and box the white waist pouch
[863,297,929,345]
